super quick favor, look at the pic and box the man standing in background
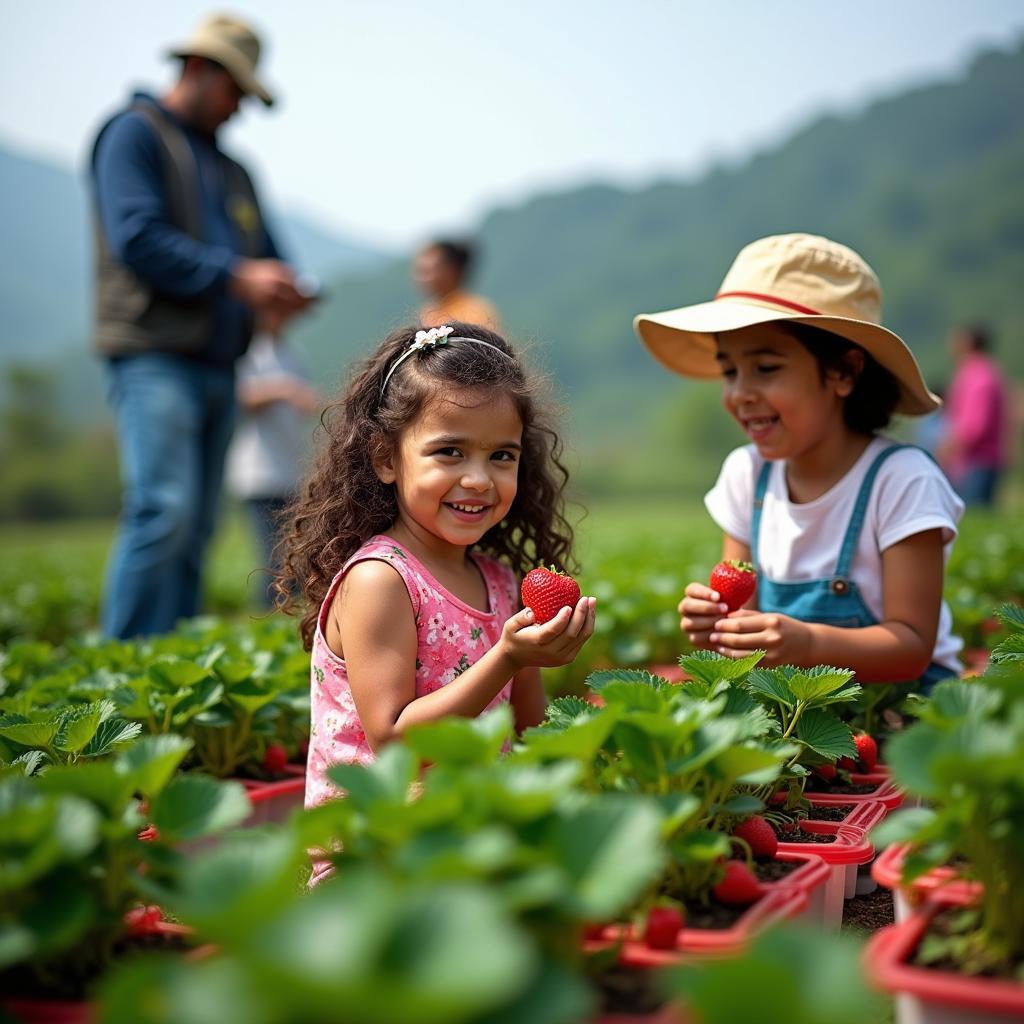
[939,323,1011,508]
[90,13,311,638]
[415,239,501,331]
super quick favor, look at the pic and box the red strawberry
[837,757,856,771]
[713,860,764,906]
[733,815,778,859]
[521,566,581,624]
[853,733,878,772]
[137,824,160,843]
[263,743,288,775]
[709,560,757,612]
[125,905,164,937]
[643,906,685,949]
[812,764,836,783]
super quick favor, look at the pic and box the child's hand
[679,583,730,648]
[708,610,813,666]
[501,597,597,669]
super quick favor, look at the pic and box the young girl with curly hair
[276,322,595,808]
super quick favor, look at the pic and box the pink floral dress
[304,535,520,809]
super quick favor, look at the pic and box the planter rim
[871,843,984,903]
[844,799,888,832]
[592,887,807,967]
[777,821,873,865]
[864,894,1024,1015]
[239,774,306,803]
[806,769,903,810]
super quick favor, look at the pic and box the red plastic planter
[865,894,1024,1024]
[240,764,306,827]
[806,770,904,811]
[777,822,874,925]
[872,843,983,924]
[760,849,831,928]
[588,887,806,967]
[1,922,202,1024]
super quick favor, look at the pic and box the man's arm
[93,112,236,299]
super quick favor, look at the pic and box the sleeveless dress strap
[834,444,913,578]
[750,460,773,570]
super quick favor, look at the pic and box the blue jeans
[102,354,237,638]
[957,466,1001,507]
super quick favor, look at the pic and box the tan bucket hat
[168,14,275,107]
[633,233,940,415]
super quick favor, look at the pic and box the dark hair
[275,322,575,650]
[432,240,475,277]
[959,323,991,352]
[784,322,901,434]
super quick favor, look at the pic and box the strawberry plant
[0,733,251,999]
[873,672,1024,977]
[519,662,795,907]
[303,706,667,976]
[676,651,860,812]
[100,834,594,1024]
[0,617,309,779]
[0,698,141,775]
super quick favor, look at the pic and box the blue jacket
[91,92,281,366]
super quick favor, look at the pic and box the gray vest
[92,102,266,357]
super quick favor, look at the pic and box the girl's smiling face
[715,325,855,460]
[376,388,523,555]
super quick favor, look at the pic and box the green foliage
[0,616,310,778]
[665,924,884,1024]
[0,733,250,996]
[874,670,1024,973]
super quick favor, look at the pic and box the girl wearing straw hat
[634,234,963,687]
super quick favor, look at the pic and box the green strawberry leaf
[149,774,251,841]
[678,650,765,685]
[794,708,856,760]
[80,716,142,758]
[785,666,857,702]
[746,667,796,708]
[586,669,670,694]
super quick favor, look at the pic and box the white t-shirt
[227,334,314,499]
[704,436,965,673]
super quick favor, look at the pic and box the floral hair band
[380,325,513,395]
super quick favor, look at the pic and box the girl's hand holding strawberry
[679,560,758,649]
[708,608,814,666]
[504,573,596,669]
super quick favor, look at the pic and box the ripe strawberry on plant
[125,905,164,937]
[811,764,837,784]
[643,906,685,949]
[713,860,764,906]
[521,566,581,624]
[853,732,878,772]
[262,743,288,775]
[709,560,757,612]
[733,815,778,859]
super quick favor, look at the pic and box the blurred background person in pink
[938,323,1011,507]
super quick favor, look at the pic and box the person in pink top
[939,324,1010,507]
[274,321,596,813]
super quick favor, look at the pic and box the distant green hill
[298,41,1024,494]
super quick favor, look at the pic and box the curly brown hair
[274,322,576,650]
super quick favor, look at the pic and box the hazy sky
[3,1,1023,248]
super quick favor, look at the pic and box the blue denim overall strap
[749,444,950,689]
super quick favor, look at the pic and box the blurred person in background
[90,14,311,638]
[226,307,322,606]
[415,239,501,331]
[938,324,1011,507]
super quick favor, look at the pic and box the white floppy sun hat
[633,233,940,416]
